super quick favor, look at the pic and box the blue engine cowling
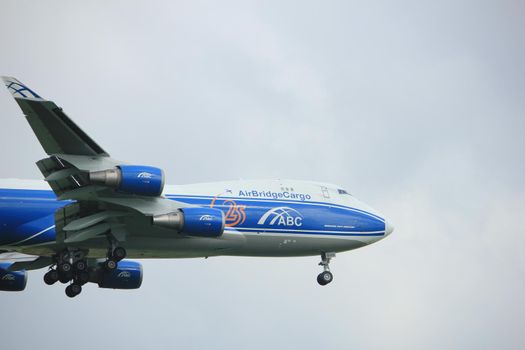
[98,260,143,289]
[118,165,164,196]
[90,165,165,196]
[152,207,225,237]
[0,263,27,292]
[181,207,225,237]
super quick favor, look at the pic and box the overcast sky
[0,1,524,349]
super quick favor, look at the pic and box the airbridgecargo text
[238,190,312,201]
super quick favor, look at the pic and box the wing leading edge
[1,76,108,157]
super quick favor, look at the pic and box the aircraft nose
[385,220,395,235]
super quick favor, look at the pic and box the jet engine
[152,207,225,237]
[89,165,164,196]
[0,263,27,292]
[97,260,143,289]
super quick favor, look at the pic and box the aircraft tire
[58,262,72,274]
[104,259,118,271]
[65,284,82,298]
[113,247,127,261]
[77,271,90,285]
[59,272,72,284]
[317,271,333,286]
[44,270,59,285]
[71,283,82,295]
[74,260,87,272]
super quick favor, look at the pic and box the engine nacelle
[153,207,225,237]
[97,260,143,289]
[90,165,164,196]
[0,263,27,292]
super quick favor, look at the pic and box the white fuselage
[0,179,393,259]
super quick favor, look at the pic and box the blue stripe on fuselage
[0,188,385,246]
[166,193,385,222]
[166,194,385,236]
[0,189,65,245]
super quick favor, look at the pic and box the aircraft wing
[3,76,108,157]
[0,252,53,271]
[2,76,189,245]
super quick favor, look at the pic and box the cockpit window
[338,189,350,195]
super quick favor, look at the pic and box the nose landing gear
[317,252,335,286]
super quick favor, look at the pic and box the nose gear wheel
[317,252,335,286]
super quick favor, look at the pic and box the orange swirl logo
[210,196,246,227]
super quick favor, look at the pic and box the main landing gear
[43,245,127,298]
[317,252,335,286]
[104,245,127,271]
[43,249,89,298]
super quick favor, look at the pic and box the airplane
[0,76,393,297]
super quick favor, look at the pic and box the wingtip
[1,76,18,85]
[2,76,42,99]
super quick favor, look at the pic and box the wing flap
[64,223,113,243]
[63,211,128,231]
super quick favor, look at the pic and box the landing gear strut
[104,239,127,271]
[317,252,335,286]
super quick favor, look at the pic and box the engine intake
[90,165,164,196]
[153,207,225,237]
[0,263,27,292]
[97,260,143,289]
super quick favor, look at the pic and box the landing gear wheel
[71,283,82,295]
[112,247,127,261]
[43,270,59,285]
[104,259,118,271]
[73,260,87,272]
[58,262,72,274]
[316,252,335,286]
[59,272,72,284]
[77,271,90,285]
[317,271,333,286]
[65,283,82,298]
